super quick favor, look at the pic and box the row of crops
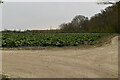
[1,32,110,47]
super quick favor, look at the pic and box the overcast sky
[1,1,111,30]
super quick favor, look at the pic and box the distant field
[1,32,111,47]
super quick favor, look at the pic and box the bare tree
[71,15,88,29]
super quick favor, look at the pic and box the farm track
[2,36,119,78]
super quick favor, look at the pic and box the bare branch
[97,0,118,5]
[0,0,3,4]
[97,1,114,4]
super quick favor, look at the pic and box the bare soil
[2,36,119,78]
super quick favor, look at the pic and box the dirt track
[2,36,119,78]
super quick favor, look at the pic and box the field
[1,32,119,78]
[2,32,110,47]
[2,36,119,78]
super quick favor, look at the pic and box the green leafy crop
[2,32,109,47]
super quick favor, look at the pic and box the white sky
[1,0,112,30]
[4,0,97,2]
[3,0,118,2]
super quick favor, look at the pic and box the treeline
[1,29,60,33]
[1,29,90,33]
[2,29,73,33]
[59,1,120,33]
